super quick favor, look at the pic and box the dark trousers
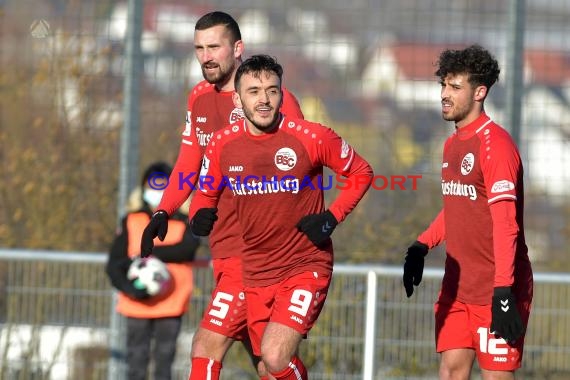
[126,316,182,380]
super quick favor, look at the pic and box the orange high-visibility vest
[116,212,193,318]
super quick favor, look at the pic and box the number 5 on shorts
[209,291,234,320]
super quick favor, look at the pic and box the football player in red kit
[402,45,533,380]
[188,54,373,380]
[140,12,304,380]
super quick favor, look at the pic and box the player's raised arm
[187,145,225,236]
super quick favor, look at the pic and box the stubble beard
[244,107,280,132]
[202,61,235,86]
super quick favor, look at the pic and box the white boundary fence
[0,249,569,380]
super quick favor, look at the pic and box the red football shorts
[246,271,331,356]
[435,296,531,371]
[199,256,247,340]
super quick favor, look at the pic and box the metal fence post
[109,0,144,379]
[363,271,377,380]
[505,0,526,147]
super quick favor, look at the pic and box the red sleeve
[315,127,373,223]
[281,87,304,119]
[182,81,214,146]
[417,209,445,249]
[157,130,202,216]
[187,146,223,219]
[481,130,520,204]
[480,128,521,286]
[489,200,518,287]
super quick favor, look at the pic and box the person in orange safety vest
[106,161,199,380]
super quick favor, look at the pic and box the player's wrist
[493,286,512,297]
[408,241,429,257]
[153,209,169,218]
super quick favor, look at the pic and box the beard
[201,60,235,86]
[442,102,471,123]
[243,106,281,132]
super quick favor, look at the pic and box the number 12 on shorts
[477,327,508,355]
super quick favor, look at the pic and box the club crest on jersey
[274,147,297,171]
[229,108,245,124]
[461,153,475,175]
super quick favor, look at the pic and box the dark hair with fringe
[195,11,241,44]
[435,44,500,90]
[234,54,283,91]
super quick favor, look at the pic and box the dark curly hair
[435,45,500,90]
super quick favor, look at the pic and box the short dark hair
[195,11,241,44]
[141,161,172,187]
[435,44,500,90]
[234,54,283,91]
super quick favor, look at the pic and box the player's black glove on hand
[403,241,429,297]
[296,210,338,247]
[191,208,218,236]
[124,281,151,300]
[491,286,524,342]
[141,210,169,258]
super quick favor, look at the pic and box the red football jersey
[189,116,373,287]
[419,113,533,305]
[159,80,304,259]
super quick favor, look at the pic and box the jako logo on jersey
[491,180,515,193]
[441,180,477,200]
[229,108,244,123]
[492,357,507,362]
[275,147,297,171]
[340,139,351,159]
[461,153,475,175]
[290,315,304,325]
[228,165,243,172]
[196,127,214,147]
[196,116,207,123]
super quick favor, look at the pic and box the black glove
[141,210,169,258]
[190,208,218,236]
[491,286,524,342]
[124,281,151,300]
[296,210,338,247]
[403,241,429,297]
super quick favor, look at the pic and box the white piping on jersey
[342,148,355,172]
[488,193,517,203]
[182,139,193,146]
[475,119,493,134]
[288,360,303,380]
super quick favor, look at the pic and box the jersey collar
[455,113,492,140]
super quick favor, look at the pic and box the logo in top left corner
[30,19,50,38]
